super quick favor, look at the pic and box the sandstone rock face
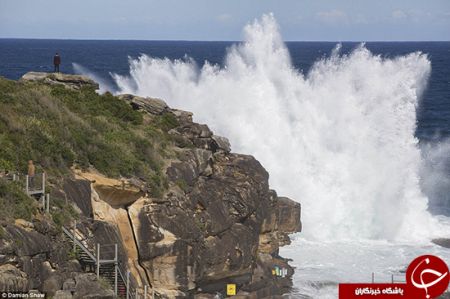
[74,170,144,208]
[20,72,99,90]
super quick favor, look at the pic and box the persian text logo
[406,255,449,299]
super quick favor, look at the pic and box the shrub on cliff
[0,179,37,221]
[0,77,171,196]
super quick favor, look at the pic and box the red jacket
[54,55,61,65]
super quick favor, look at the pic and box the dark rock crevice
[126,206,153,288]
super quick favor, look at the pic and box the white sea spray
[113,14,448,241]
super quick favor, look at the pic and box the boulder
[118,94,169,115]
[14,219,34,231]
[172,109,193,124]
[212,135,231,153]
[0,264,28,292]
[72,273,114,299]
[5,225,51,257]
[432,238,450,249]
[63,278,76,292]
[42,274,63,297]
[54,290,73,299]
[277,197,302,234]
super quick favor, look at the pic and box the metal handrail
[2,171,151,297]
[117,261,138,297]
[63,225,142,298]
[62,226,97,262]
[371,272,406,283]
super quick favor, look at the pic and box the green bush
[154,113,179,131]
[0,179,37,221]
[0,77,175,195]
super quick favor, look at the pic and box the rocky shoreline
[0,72,301,298]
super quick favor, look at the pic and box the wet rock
[277,197,302,234]
[432,238,450,249]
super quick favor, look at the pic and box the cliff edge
[0,72,301,298]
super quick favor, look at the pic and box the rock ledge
[20,72,99,90]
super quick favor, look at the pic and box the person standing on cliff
[53,53,61,72]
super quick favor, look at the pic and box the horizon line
[1,37,450,43]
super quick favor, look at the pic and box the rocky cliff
[0,73,301,298]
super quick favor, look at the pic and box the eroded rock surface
[20,72,99,90]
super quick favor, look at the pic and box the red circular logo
[406,255,449,299]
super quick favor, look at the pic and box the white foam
[73,62,114,94]
[281,235,450,298]
[112,14,448,241]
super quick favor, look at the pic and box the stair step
[62,226,140,296]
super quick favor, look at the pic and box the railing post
[25,175,29,194]
[46,194,50,213]
[42,172,46,194]
[96,243,100,279]
[40,195,45,212]
[371,272,374,283]
[126,271,130,299]
[12,174,16,181]
[391,274,394,283]
[114,244,118,296]
[152,289,155,299]
[144,285,147,299]
[72,221,77,253]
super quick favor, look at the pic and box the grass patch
[154,113,179,131]
[49,195,79,227]
[175,179,189,192]
[68,246,81,260]
[0,178,37,221]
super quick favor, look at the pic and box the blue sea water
[0,39,449,215]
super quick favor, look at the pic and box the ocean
[1,15,449,298]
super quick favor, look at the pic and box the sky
[0,0,449,41]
